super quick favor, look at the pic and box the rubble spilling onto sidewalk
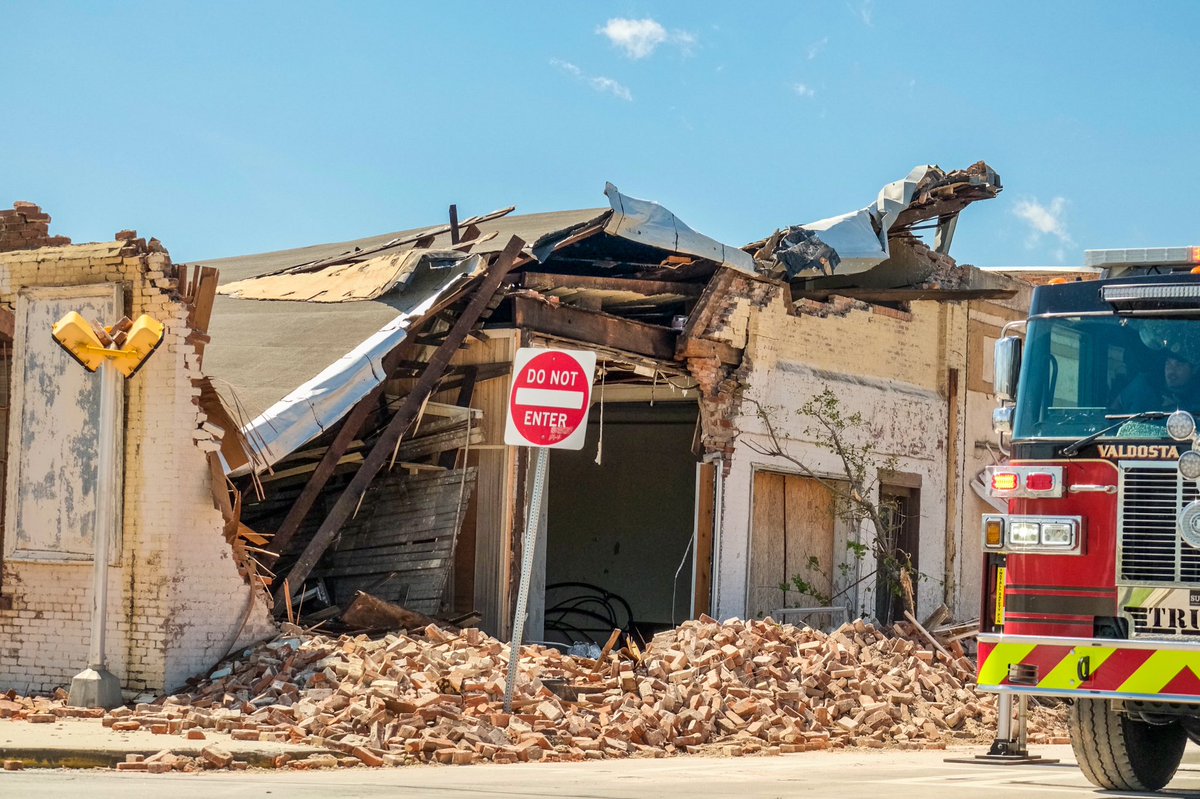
[1,616,1070,770]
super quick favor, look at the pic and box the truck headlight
[1168,410,1197,441]
[981,515,1082,554]
[1040,522,1075,547]
[1180,450,1200,480]
[1009,521,1040,546]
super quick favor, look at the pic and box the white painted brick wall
[0,242,275,695]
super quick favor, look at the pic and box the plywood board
[748,471,836,618]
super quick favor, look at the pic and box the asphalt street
[8,745,1200,799]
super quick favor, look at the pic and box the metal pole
[68,359,122,708]
[504,446,548,713]
[90,359,117,668]
[1016,693,1029,752]
[995,691,1014,743]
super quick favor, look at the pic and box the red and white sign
[504,347,597,450]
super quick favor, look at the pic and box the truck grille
[1120,465,1200,583]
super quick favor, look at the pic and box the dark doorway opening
[543,401,698,646]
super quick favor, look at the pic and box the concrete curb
[0,744,335,770]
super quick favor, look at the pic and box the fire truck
[978,246,1200,791]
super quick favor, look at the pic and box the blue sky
[3,2,1198,266]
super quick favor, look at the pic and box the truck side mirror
[994,336,1022,402]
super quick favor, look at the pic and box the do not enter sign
[504,348,596,450]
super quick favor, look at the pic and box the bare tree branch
[741,388,915,619]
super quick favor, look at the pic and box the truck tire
[1070,698,1186,791]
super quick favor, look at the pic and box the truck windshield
[1013,315,1200,439]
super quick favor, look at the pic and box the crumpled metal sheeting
[604,182,757,275]
[750,162,1001,280]
[767,226,843,278]
[218,249,469,303]
[230,255,485,475]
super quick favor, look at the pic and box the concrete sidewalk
[0,717,332,769]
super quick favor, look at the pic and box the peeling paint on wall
[5,285,122,562]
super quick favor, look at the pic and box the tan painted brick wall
[0,235,274,695]
[713,290,960,620]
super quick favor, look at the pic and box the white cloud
[553,59,583,78]
[673,29,697,55]
[551,59,633,101]
[599,18,666,58]
[1013,196,1074,260]
[806,36,828,60]
[598,17,695,59]
[589,76,633,101]
[793,82,816,98]
[848,0,873,26]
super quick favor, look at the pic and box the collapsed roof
[200,163,1005,473]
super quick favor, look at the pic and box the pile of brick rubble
[0,616,1069,771]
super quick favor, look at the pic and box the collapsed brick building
[0,162,1033,696]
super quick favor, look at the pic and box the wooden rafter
[512,295,677,362]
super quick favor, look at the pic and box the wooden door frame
[691,461,716,618]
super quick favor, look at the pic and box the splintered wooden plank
[394,425,483,462]
[522,272,705,298]
[190,267,220,333]
[340,591,446,631]
[511,295,677,361]
[266,385,383,559]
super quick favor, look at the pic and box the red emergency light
[1025,472,1056,492]
[987,466,1064,498]
[992,472,1019,492]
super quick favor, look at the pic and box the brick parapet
[0,202,71,253]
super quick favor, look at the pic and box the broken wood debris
[339,591,454,633]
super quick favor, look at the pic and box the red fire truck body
[977,248,1200,792]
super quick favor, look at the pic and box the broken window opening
[875,484,921,626]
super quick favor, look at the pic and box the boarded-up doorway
[748,471,837,619]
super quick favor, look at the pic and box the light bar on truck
[1102,284,1200,304]
[1086,246,1200,270]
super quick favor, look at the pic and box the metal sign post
[52,312,164,709]
[68,358,123,708]
[503,446,549,712]
[502,347,596,713]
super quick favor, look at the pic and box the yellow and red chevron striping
[978,634,1200,701]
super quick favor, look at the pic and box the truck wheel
[1070,698,1186,791]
